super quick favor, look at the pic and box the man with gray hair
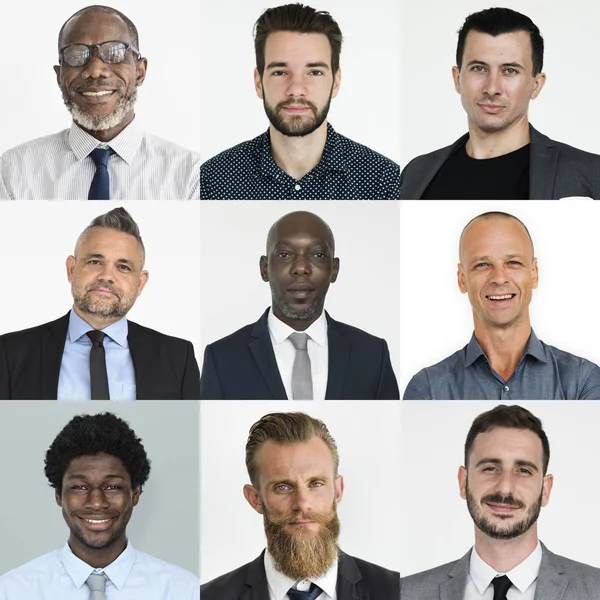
[0,5,200,199]
[0,207,200,399]
[199,210,399,399]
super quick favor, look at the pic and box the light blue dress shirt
[0,541,199,600]
[57,308,136,401]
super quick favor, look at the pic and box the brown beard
[263,502,340,580]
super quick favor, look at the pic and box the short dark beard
[466,480,543,540]
[274,295,324,321]
[263,502,340,580]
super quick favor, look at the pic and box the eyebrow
[466,60,525,70]
[469,253,526,264]
[475,458,539,472]
[266,61,330,70]
[66,473,126,481]
[267,475,329,486]
[84,253,134,266]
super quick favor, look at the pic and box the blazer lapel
[529,125,558,199]
[325,313,350,399]
[533,543,568,600]
[128,321,153,399]
[41,313,70,399]
[336,552,365,600]
[243,552,271,600]
[440,551,470,600]
[249,309,287,399]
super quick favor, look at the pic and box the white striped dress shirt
[0,119,200,199]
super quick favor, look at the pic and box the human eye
[308,69,324,76]
[481,465,498,472]
[71,484,88,491]
[276,251,291,259]
[471,65,486,73]
[474,262,489,268]
[504,67,519,75]
[105,484,122,491]
[118,264,132,271]
[87,259,101,265]
[309,480,324,488]
[271,70,286,76]
[274,483,292,493]
[507,260,523,267]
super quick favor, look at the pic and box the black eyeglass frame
[58,40,142,67]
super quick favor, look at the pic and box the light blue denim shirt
[57,308,136,401]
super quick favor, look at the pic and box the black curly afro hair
[44,412,151,493]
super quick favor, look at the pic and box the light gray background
[0,201,201,362]
[200,401,401,583]
[401,401,600,575]
[0,401,199,576]
[0,0,200,155]
[401,0,600,166]
[200,0,401,165]
[399,200,600,397]
[199,201,400,383]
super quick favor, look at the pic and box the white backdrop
[399,200,600,397]
[400,401,600,575]
[200,0,401,166]
[0,0,200,155]
[0,201,201,360]
[400,0,600,166]
[200,401,401,582]
[199,201,400,382]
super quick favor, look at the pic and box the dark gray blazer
[400,543,600,600]
[201,550,400,600]
[400,125,600,199]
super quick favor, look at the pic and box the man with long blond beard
[201,412,399,600]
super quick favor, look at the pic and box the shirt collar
[267,307,328,347]
[465,329,547,368]
[469,541,542,594]
[68,118,143,164]
[61,539,137,591]
[264,550,337,600]
[67,306,129,348]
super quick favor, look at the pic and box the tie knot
[90,147,112,167]
[287,583,323,600]
[289,331,309,351]
[86,330,106,346]
[86,572,108,593]
[492,575,513,600]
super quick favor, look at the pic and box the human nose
[286,72,307,97]
[80,48,111,79]
[482,70,502,97]
[291,254,312,275]
[85,487,110,509]
[495,470,516,496]
[96,264,117,283]
[291,487,312,513]
[490,264,509,286]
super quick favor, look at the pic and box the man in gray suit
[401,404,600,600]
[400,7,600,199]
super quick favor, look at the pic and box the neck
[269,122,328,180]
[466,115,530,159]
[80,111,134,143]
[473,317,532,381]
[69,534,127,569]
[474,527,538,573]
[73,305,124,331]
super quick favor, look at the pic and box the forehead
[269,215,333,250]
[255,437,335,483]
[63,452,130,480]
[76,227,143,263]
[469,427,543,468]
[264,31,332,65]
[462,30,533,67]
[61,10,131,47]
[461,218,532,261]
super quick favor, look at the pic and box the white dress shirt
[0,119,200,199]
[0,541,199,600]
[264,550,337,600]
[465,541,542,599]
[267,309,328,400]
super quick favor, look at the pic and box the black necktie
[287,583,323,600]
[492,575,513,600]
[86,330,110,400]
[88,147,112,200]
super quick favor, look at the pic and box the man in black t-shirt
[400,7,600,199]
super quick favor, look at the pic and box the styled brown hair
[246,412,339,486]
[464,405,550,475]
[254,4,343,76]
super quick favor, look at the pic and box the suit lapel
[243,552,271,600]
[128,320,152,399]
[440,551,470,600]
[249,309,287,399]
[336,552,364,600]
[41,313,70,399]
[529,125,558,199]
[325,314,350,400]
[533,543,568,600]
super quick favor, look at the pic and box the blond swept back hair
[246,412,339,486]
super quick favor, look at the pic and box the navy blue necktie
[287,583,323,600]
[88,147,112,200]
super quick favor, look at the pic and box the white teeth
[489,294,513,300]
[81,91,113,96]
[85,518,110,523]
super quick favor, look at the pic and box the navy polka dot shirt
[200,123,400,199]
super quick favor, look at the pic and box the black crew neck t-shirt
[422,142,530,199]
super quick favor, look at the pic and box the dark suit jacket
[0,312,200,399]
[199,309,399,399]
[400,125,600,199]
[201,550,400,600]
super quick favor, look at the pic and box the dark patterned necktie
[287,583,323,600]
[88,147,112,199]
[492,575,513,600]
[86,330,110,399]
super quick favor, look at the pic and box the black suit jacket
[0,312,200,399]
[199,309,399,399]
[400,124,600,199]
[201,550,400,600]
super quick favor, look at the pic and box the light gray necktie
[86,572,108,600]
[289,332,313,400]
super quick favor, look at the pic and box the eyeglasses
[59,40,141,67]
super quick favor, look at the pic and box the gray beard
[66,89,137,132]
[275,296,324,320]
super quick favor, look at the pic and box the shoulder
[201,135,264,172]
[531,128,600,165]
[541,547,600,588]
[327,316,388,346]
[333,130,399,171]
[204,321,258,354]
[127,320,193,350]
[0,315,65,344]
[140,131,200,162]
[201,560,253,598]
[1,131,69,161]
[401,140,460,173]
[0,549,62,587]
[132,548,199,586]
[401,558,461,591]
[410,346,466,379]
[346,553,399,585]
[539,340,600,375]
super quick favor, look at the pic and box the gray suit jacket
[400,543,600,600]
[400,125,600,199]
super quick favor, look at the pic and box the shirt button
[294,184,301,191]
[503,385,510,392]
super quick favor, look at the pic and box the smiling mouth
[486,294,516,301]
[80,90,115,96]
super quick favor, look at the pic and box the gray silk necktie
[289,332,313,400]
[86,572,108,600]
[492,575,513,600]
